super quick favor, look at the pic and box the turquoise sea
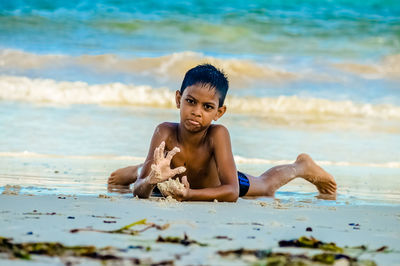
[0,0,399,205]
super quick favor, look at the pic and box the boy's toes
[317,193,336,200]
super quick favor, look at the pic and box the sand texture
[157,178,185,197]
[0,194,399,265]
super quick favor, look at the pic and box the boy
[108,64,336,202]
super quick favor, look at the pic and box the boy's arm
[134,123,186,198]
[169,125,239,202]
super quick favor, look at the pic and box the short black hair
[180,64,229,107]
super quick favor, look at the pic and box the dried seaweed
[218,248,376,265]
[156,233,207,246]
[70,218,169,235]
[279,236,343,252]
[0,236,173,265]
[218,236,383,265]
[214,235,233,241]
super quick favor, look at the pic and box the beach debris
[348,223,359,226]
[2,185,21,195]
[279,236,343,253]
[23,211,57,216]
[273,199,290,209]
[306,227,313,232]
[375,246,388,252]
[98,194,112,199]
[217,247,377,265]
[70,218,169,235]
[156,233,207,246]
[226,222,248,225]
[127,245,150,251]
[349,223,361,230]
[91,215,119,219]
[26,232,33,235]
[103,220,117,224]
[214,236,233,241]
[0,236,173,264]
[252,222,264,226]
[57,196,66,199]
[67,216,75,219]
[218,248,271,258]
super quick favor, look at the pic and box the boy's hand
[146,141,186,185]
[166,176,190,201]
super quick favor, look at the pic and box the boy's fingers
[182,176,189,188]
[166,147,180,161]
[171,166,186,176]
[159,141,165,158]
[153,146,160,163]
[155,141,164,162]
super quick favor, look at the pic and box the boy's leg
[108,164,143,186]
[244,154,336,198]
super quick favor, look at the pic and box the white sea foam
[0,75,176,107]
[1,75,400,120]
[1,152,399,169]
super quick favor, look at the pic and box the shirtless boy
[108,64,336,202]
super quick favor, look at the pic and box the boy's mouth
[187,119,200,126]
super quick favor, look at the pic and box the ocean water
[0,0,399,205]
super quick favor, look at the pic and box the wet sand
[0,194,399,265]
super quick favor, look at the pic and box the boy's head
[180,64,229,107]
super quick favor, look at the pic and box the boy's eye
[204,104,214,110]
[186,99,194,104]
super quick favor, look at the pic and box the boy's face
[176,83,226,132]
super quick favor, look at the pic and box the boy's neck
[177,123,209,147]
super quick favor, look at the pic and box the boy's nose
[191,106,202,117]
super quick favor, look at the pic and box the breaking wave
[1,75,400,120]
[333,54,400,80]
[0,49,296,87]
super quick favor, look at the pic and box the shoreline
[0,194,399,265]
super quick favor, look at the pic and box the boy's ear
[175,90,181,108]
[214,105,226,121]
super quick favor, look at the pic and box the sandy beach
[1,1,400,265]
[1,193,399,265]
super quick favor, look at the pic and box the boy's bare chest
[171,146,212,171]
[169,145,217,187]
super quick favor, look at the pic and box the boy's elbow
[223,187,239,202]
[226,195,238,202]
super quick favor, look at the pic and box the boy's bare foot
[295,154,337,197]
[108,164,143,186]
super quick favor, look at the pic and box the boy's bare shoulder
[157,122,178,131]
[155,122,178,140]
[208,124,230,142]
